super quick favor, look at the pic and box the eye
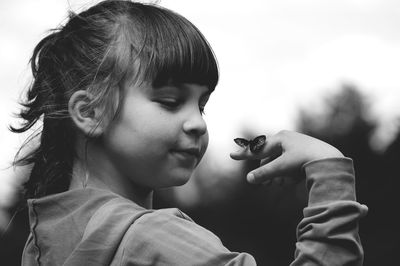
[158,98,181,109]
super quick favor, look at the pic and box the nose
[182,110,207,137]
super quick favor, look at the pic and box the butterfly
[234,135,266,153]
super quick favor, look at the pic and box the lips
[173,148,200,157]
[171,147,201,162]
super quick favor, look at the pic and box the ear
[68,90,105,137]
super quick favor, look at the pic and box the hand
[230,130,344,184]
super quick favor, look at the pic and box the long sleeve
[115,158,367,266]
[291,157,368,266]
[115,208,257,265]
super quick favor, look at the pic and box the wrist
[306,146,344,164]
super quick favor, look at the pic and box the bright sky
[1,0,400,207]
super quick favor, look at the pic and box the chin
[175,176,191,187]
[166,169,193,187]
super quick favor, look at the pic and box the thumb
[247,155,288,184]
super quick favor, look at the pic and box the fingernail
[247,173,255,183]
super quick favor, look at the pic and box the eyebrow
[154,83,211,97]
[181,83,211,97]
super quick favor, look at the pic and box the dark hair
[10,0,219,200]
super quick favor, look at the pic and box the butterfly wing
[234,138,250,148]
[249,135,266,152]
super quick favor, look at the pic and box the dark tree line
[298,84,399,265]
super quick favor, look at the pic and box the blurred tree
[297,84,379,200]
[297,83,399,265]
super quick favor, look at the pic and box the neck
[69,137,153,209]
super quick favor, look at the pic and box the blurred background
[1,0,399,265]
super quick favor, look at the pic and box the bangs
[129,5,219,91]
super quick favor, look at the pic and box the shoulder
[116,208,256,265]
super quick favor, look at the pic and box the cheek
[204,131,209,148]
[105,107,179,158]
[137,112,181,147]
[199,131,209,160]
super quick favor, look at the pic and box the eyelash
[159,99,180,109]
[199,105,206,115]
[159,99,206,115]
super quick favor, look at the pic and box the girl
[11,0,367,265]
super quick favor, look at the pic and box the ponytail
[11,30,75,199]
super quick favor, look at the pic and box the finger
[260,134,283,159]
[230,146,253,160]
[230,132,285,161]
[231,134,275,160]
[237,134,283,161]
[247,155,288,184]
[259,156,275,166]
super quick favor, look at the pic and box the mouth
[171,147,201,161]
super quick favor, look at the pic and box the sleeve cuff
[302,157,357,206]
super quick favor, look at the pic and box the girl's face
[102,82,210,189]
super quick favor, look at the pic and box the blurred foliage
[298,84,399,265]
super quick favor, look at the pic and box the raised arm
[231,130,368,265]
